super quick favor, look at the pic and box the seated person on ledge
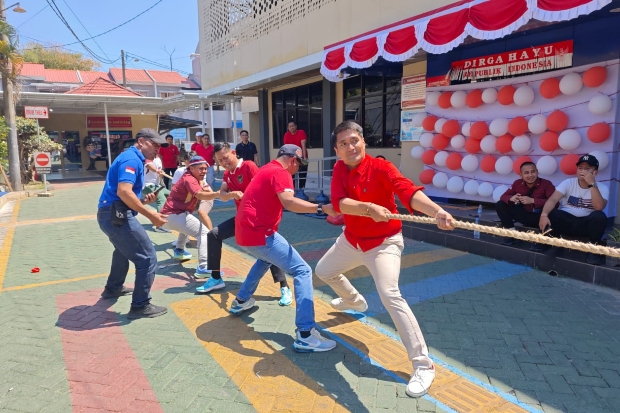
[539,154,609,265]
[495,162,555,246]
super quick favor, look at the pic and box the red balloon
[583,66,607,88]
[480,155,496,173]
[464,138,481,154]
[540,78,561,99]
[513,156,533,175]
[442,120,460,138]
[419,169,436,185]
[560,154,580,175]
[470,121,489,140]
[432,134,450,150]
[587,122,611,143]
[438,92,453,109]
[547,110,568,132]
[496,134,514,154]
[446,152,463,170]
[422,149,438,165]
[422,115,438,131]
[539,131,559,152]
[497,85,515,105]
[508,116,528,136]
[466,90,483,108]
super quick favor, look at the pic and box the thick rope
[385,213,620,259]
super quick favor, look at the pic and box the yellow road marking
[1,272,112,292]
[0,214,96,228]
[0,200,21,293]
[10,200,20,222]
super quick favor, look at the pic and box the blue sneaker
[173,249,192,261]
[229,298,255,315]
[194,266,213,279]
[196,277,225,293]
[279,287,293,306]
[293,328,337,353]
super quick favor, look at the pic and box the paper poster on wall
[401,110,425,142]
[401,74,426,108]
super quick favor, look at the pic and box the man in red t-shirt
[229,144,338,353]
[191,133,215,188]
[195,142,291,303]
[283,121,308,190]
[161,156,219,277]
[315,121,456,398]
[158,135,180,188]
[190,131,203,152]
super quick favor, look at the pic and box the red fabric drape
[384,26,417,55]
[537,0,592,11]
[323,48,346,70]
[424,8,469,46]
[349,38,379,63]
[470,0,527,31]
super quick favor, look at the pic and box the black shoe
[501,237,514,246]
[101,286,134,299]
[586,253,605,266]
[127,303,167,319]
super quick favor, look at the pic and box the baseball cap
[188,156,207,167]
[196,132,204,137]
[135,128,168,147]
[576,154,599,169]
[277,144,308,166]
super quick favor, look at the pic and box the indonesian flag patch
[125,166,136,174]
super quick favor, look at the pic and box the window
[271,82,323,149]
[342,75,402,148]
[133,90,149,97]
[160,92,178,98]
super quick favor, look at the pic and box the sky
[7,0,200,76]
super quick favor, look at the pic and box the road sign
[34,152,52,174]
[25,106,49,119]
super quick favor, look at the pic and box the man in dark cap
[97,128,170,319]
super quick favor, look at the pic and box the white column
[232,100,238,146]
[200,99,206,133]
[104,102,112,169]
[209,102,215,141]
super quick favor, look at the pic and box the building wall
[400,60,427,182]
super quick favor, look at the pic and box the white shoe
[293,328,337,352]
[330,297,368,312]
[406,366,435,398]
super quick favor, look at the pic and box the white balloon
[589,150,609,170]
[559,72,583,96]
[511,135,531,154]
[478,182,494,197]
[420,133,434,148]
[451,134,466,149]
[410,145,425,159]
[495,156,514,174]
[536,155,558,175]
[447,176,464,193]
[462,122,472,137]
[434,118,447,134]
[461,154,479,172]
[558,129,581,150]
[426,91,440,106]
[588,94,613,115]
[450,91,467,108]
[464,180,479,196]
[489,118,509,137]
[482,88,497,104]
[412,113,427,127]
[480,135,498,154]
[493,185,510,202]
[432,172,449,188]
[528,114,547,134]
[434,150,450,167]
[514,85,535,106]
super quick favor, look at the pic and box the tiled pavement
[0,182,619,412]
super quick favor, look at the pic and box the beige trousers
[315,233,433,369]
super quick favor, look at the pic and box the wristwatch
[588,182,598,188]
[317,203,324,215]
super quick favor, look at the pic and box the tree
[0,20,23,82]
[22,42,101,71]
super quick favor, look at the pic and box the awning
[320,0,612,82]
[158,115,201,134]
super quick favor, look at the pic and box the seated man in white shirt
[539,154,609,265]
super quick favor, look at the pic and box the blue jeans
[238,232,315,331]
[97,206,157,308]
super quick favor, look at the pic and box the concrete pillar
[322,79,337,174]
[257,89,270,166]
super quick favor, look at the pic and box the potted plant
[606,228,620,267]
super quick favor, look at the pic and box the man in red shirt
[230,144,338,353]
[315,121,455,398]
[190,132,204,152]
[283,121,308,191]
[158,135,180,188]
[195,142,290,304]
[192,133,215,188]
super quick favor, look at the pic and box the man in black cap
[97,128,170,319]
[539,154,609,265]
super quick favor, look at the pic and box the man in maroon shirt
[315,120,455,398]
[283,121,308,190]
[159,135,180,188]
[495,162,555,246]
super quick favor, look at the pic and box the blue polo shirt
[98,146,145,209]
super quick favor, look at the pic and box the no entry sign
[34,152,51,174]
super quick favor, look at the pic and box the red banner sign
[87,116,132,128]
[449,40,574,83]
